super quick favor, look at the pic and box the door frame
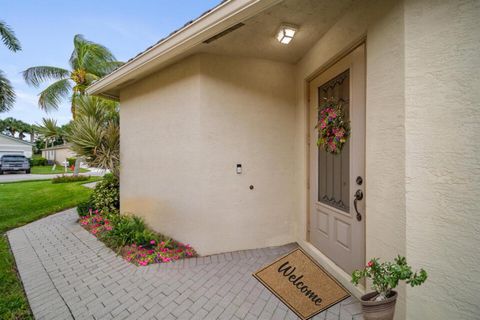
[303,39,367,294]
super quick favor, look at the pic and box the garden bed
[78,209,196,266]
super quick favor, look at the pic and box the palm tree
[1,117,21,137]
[35,118,59,149]
[0,20,21,112]
[67,96,119,177]
[23,34,122,117]
[18,121,32,140]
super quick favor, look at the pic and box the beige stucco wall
[120,54,297,255]
[294,0,479,319]
[54,148,76,165]
[41,147,76,164]
[116,0,479,318]
[294,0,407,317]
[404,0,480,319]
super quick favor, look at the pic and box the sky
[0,0,220,126]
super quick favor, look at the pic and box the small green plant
[67,157,76,167]
[52,175,90,184]
[90,173,119,212]
[351,256,427,301]
[101,213,162,247]
[77,200,93,217]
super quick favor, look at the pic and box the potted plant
[351,256,427,320]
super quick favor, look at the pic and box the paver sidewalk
[7,209,363,320]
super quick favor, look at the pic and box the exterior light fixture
[276,24,298,44]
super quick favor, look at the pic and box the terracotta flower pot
[360,290,398,320]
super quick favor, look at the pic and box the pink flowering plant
[123,240,195,266]
[78,209,196,266]
[351,256,427,301]
[315,97,350,155]
[79,209,113,235]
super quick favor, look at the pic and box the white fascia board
[86,0,282,98]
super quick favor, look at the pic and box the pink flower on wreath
[150,240,156,245]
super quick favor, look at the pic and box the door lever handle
[354,189,363,221]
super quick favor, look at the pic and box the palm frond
[68,116,104,155]
[22,66,70,87]
[70,34,118,72]
[68,95,119,175]
[38,79,72,112]
[0,69,15,112]
[75,95,118,121]
[35,117,59,139]
[0,20,21,52]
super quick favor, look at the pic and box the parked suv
[0,155,31,174]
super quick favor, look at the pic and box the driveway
[8,209,363,320]
[0,168,105,183]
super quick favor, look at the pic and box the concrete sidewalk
[7,209,363,320]
[0,169,105,183]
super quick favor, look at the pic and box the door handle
[354,189,363,221]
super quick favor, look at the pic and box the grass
[0,178,99,319]
[30,165,89,174]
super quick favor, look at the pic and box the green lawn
[30,165,89,174]
[0,178,99,319]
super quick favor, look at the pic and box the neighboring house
[41,144,76,165]
[0,133,34,158]
[88,1,479,319]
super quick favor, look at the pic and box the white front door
[309,44,366,275]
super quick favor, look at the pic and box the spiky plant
[67,96,119,177]
[23,34,122,117]
[35,118,59,149]
[0,20,21,112]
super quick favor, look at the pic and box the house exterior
[87,0,480,319]
[0,133,34,158]
[41,144,76,165]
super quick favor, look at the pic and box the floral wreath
[315,97,351,155]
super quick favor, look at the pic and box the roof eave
[86,0,282,98]
[0,133,35,146]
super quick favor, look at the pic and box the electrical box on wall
[236,164,242,174]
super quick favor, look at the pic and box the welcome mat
[253,248,350,320]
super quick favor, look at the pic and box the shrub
[78,211,196,266]
[30,157,48,166]
[67,157,76,167]
[77,200,94,217]
[52,175,90,184]
[90,173,119,212]
[100,214,163,248]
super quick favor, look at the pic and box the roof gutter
[86,0,283,99]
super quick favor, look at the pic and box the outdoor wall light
[276,24,298,44]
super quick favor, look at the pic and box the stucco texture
[120,54,297,255]
[115,0,480,318]
[404,0,480,319]
[294,0,407,317]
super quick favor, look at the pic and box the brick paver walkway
[7,209,363,320]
